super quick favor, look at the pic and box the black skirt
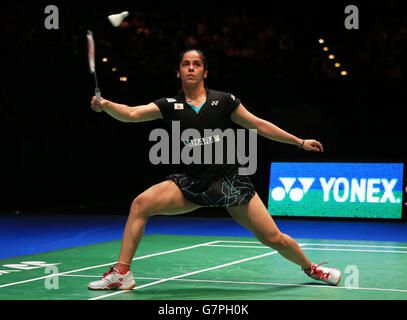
[166,170,256,207]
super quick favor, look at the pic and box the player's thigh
[131,179,200,217]
[226,192,281,242]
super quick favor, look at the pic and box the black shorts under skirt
[166,171,256,207]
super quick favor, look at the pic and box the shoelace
[103,266,116,278]
[308,262,330,280]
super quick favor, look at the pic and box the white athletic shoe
[88,266,136,290]
[303,262,341,286]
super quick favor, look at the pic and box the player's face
[177,51,208,84]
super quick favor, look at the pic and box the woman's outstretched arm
[231,103,323,152]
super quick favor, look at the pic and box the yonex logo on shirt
[211,101,219,106]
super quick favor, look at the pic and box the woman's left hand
[301,139,324,152]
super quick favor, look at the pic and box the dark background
[1,1,406,217]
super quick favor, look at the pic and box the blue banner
[268,162,404,219]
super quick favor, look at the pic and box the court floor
[1,233,406,300]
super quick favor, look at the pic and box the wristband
[299,140,305,149]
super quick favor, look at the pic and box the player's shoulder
[163,93,182,103]
[153,92,182,105]
[208,88,238,102]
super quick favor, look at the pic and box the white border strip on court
[210,240,407,252]
[207,244,267,249]
[216,240,261,244]
[206,244,407,254]
[302,248,407,254]
[0,240,220,289]
[169,278,407,293]
[173,278,407,293]
[300,243,407,249]
[214,240,407,250]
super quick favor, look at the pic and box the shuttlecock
[108,11,129,27]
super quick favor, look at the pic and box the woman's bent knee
[129,194,154,219]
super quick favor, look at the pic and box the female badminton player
[88,49,341,290]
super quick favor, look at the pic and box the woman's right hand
[90,96,109,112]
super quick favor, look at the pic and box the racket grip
[95,88,101,103]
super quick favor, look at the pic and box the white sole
[88,283,136,290]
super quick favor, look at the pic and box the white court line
[216,240,261,244]
[62,274,163,280]
[300,243,407,249]
[175,278,407,293]
[206,244,407,254]
[302,248,407,254]
[65,274,407,294]
[0,240,220,289]
[207,244,267,249]
[88,248,287,300]
[214,240,407,250]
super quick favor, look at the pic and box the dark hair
[177,49,208,71]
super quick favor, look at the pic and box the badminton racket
[87,30,101,103]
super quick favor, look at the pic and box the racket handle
[95,88,101,103]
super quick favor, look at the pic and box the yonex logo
[320,177,400,203]
[271,177,314,202]
[211,101,219,106]
[270,177,400,204]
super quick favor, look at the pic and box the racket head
[86,30,96,74]
[87,30,101,103]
